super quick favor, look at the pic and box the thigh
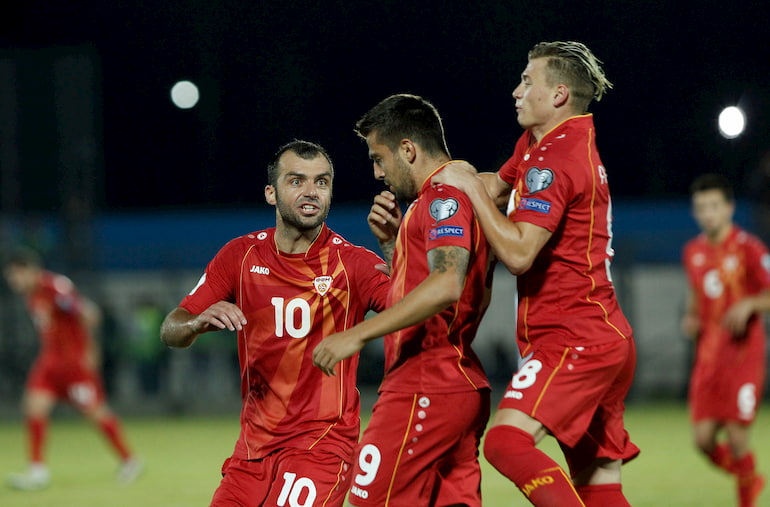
[266,449,351,507]
[211,450,352,507]
[498,340,632,448]
[210,457,270,506]
[63,367,107,411]
[349,390,489,507]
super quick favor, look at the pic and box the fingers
[199,302,247,332]
[312,345,338,377]
[368,192,401,225]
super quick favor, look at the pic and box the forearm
[160,307,200,348]
[462,176,534,274]
[379,239,395,266]
[747,289,770,314]
[345,272,462,343]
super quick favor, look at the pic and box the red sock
[97,415,132,461]
[484,425,584,506]
[707,443,735,474]
[26,417,47,464]
[734,452,763,507]
[576,484,630,506]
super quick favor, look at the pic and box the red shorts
[210,448,351,507]
[26,359,105,410]
[348,390,490,507]
[689,352,766,424]
[498,339,639,475]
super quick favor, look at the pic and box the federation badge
[525,167,554,194]
[429,198,459,223]
[313,276,333,297]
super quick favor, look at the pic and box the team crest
[429,198,459,223]
[525,167,554,194]
[313,276,333,296]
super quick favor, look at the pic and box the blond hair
[528,41,613,112]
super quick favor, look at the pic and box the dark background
[2,1,769,212]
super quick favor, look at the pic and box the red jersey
[180,225,390,461]
[380,163,492,394]
[26,271,90,365]
[499,115,633,355]
[682,226,770,369]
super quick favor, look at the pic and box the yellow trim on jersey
[531,347,570,418]
[385,394,418,506]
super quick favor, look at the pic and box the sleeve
[497,132,530,186]
[514,155,572,233]
[355,248,391,313]
[51,276,82,315]
[422,185,475,253]
[746,236,770,292]
[179,241,239,314]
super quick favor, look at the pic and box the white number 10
[271,297,311,338]
[277,472,317,507]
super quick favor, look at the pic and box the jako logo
[250,265,270,275]
[350,486,368,499]
[521,475,555,497]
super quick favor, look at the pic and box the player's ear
[553,84,569,108]
[400,139,417,164]
[265,185,276,205]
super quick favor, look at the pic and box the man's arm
[433,164,551,275]
[680,286,700,339]
[312,245,469,375]
[160,302,247,348]
[723,289,770,336]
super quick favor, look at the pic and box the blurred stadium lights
[170,80,200,109]
[718,105,746,139]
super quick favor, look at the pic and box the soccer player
[681,173,769,507]
[313,94,492,506]
[160,140,390,506]
[432,41,639,506]
[3,248,142,491]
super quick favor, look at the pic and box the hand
[313,330,366,376]
[723,299,754,336]
[680,313,699,340]
[368,191,402,244]
[431,161,478,193]
[193,301,247,333]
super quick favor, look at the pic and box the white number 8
[511,359,543,390]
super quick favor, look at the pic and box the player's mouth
[298,203,320,215]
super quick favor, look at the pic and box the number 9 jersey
[180,225,390,461]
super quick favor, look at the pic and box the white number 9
[355,444,381,487]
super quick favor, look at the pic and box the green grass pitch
[0,403,767,506]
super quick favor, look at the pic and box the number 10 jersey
[180,225,390,461]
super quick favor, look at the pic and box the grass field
[0,403,767,506]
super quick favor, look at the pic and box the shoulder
[44,272,76,296]
[218,229,273,255]
[324,229,385,264]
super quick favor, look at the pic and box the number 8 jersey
[180,225,390,461]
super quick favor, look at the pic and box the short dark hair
[4,246,43,269]
[690,173,734,202]
[267,140,333,186]
[354,94,450,158]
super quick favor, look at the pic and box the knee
[693,433,715,454]
[483,425,535,469]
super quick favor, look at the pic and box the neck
[415,155,451,187]
[531,110,584,142]
[706,224,732,244]
[274,224,323,254]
